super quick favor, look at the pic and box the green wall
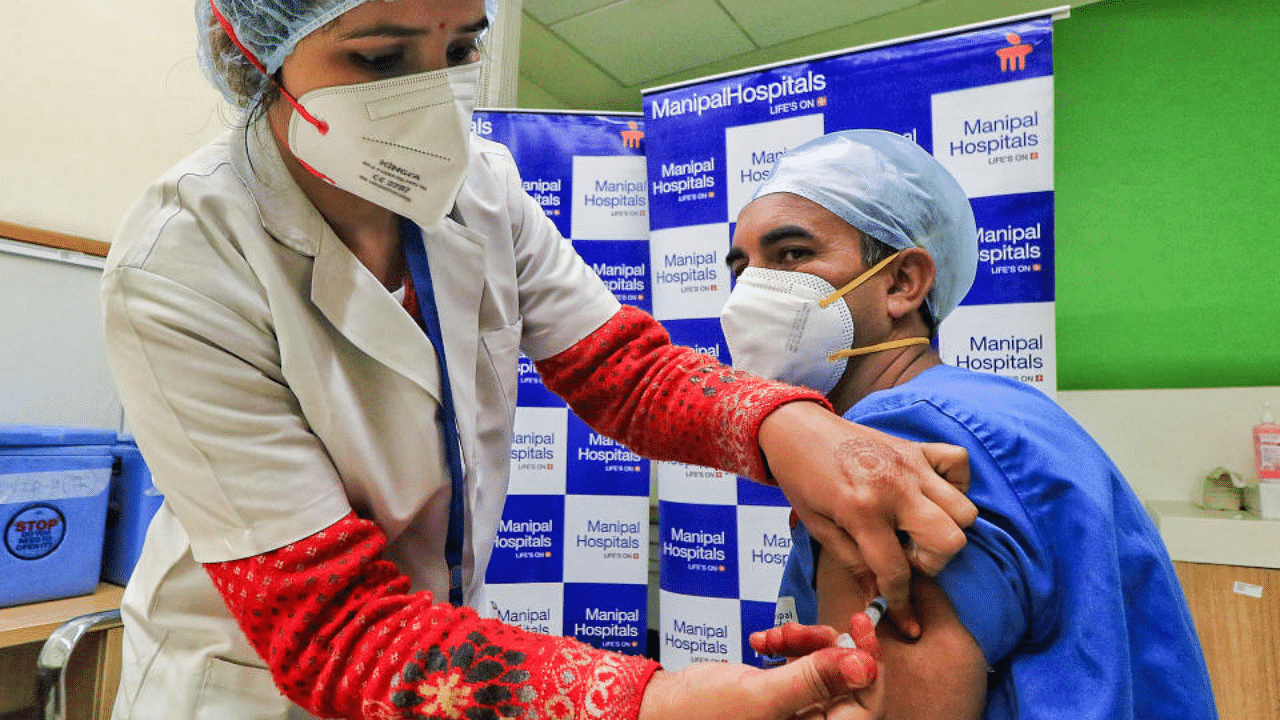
[1054,0,1280,389]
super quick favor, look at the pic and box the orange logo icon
[621,121,644,149]
[997,33,1033,72]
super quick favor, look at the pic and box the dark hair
[859,234,896,269]
[206,20,283,124]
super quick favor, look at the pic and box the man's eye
[448,41,481,66]
[779,247,812,263]
[352,51,404,73]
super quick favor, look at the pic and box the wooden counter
[1174,562,1280,719]
[0,584,124,719]
[0,584,123,649]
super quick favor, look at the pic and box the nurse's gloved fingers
[845,613,881,662]
[816,695,878,720]
[746,611,882,662]
[790,651,880,720]
[745,646,877,720]
[749,622,839,658]
[837,649,878,688]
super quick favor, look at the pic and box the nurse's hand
[747,611,885,717]
[758,401,976,637]
[748,612,879,663]
[638,640,880,720]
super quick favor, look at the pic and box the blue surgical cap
[197,0,497,107]
[752,129,978,325]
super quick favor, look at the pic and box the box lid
[0,426,119,448]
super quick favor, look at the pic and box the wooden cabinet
[0,584,123,720]
[1173,562,1280,719]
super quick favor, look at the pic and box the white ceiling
[526,0,923,85]
[516,0,1091,111]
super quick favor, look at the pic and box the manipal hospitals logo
[621,121,644,149]
[997,33,1033,72]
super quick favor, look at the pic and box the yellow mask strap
[817,251,903,309]
[828,336,931,361]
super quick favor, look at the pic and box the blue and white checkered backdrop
[479,110,652,656]
[641,15,1058,669]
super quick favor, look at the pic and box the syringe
[834,595,887,649]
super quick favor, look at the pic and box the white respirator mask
[206,0,482,229]
[286,61,483,229]
[719,252,930,395]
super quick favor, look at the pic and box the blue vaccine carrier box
[101,436,164,586]
[0,426,116,607]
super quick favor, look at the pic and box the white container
[1251,482,1280,520]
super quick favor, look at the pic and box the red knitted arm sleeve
[204,512,658,720]
[535,305,831,481]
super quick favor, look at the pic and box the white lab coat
[101,117,620,719]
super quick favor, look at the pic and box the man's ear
[884,248,935,322]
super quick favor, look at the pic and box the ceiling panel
[550,0,757,86]
[516,75,567,109]
[517,11,633,109]
[516,0,1090,112]
[523,0,619,26]
[720,0,925,47]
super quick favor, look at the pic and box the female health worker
[100,1,976,717]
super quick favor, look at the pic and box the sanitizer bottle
[1254,403,1280,482]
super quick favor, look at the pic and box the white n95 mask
[287,61,483,229]
[719,252,929,395]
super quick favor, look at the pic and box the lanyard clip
[449,565,464,606]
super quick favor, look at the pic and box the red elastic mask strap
[208,0,329,136]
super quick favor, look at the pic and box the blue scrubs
[777,365,1216,719]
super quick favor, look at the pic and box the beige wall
[1059,386,1280,505]
[0,1,225,242]
[1,1,228,429]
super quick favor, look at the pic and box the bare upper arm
[815,547,988,720]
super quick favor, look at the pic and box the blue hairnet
[752,129,978,325]
[197,0,498,107]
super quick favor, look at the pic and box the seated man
[725,130,1217,719]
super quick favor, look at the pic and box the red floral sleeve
[535,305,831,481]
[205,512,658,720]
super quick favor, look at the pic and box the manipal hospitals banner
[642,16,1056,669]
[477,111,651,656]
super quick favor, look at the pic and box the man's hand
[639,627,881,720]
[758,401,976,637]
